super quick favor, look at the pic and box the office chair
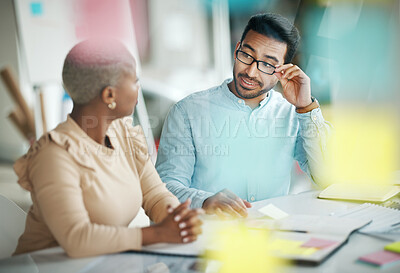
[0,194,27,259]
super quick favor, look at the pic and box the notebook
[142,214,371,265]
[318,184,400,202]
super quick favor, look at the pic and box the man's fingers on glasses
[282,66,300,78]
[273,71,283,79]
[275,63,294,72]
[285,70,302,80]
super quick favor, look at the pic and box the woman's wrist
[142,225,164,245]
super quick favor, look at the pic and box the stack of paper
[334,203,400,234]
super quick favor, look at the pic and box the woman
[13,40,203,258]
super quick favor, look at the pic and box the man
[155,13,330,217]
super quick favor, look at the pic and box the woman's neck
[70,105,114,147]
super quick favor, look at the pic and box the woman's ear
[101,86,117,105]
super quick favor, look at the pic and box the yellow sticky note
[385,241,400,254]
[324,108,399,187]
[205,223,285,273]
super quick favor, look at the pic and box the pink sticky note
[359,250,400,266]
[301,238,339,249]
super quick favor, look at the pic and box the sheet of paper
[276,215,370,236]
[358,250,400,266]
[301,238,339,249]
[258,204,289,220]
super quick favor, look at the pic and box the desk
[1,191,399,273]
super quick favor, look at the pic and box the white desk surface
[1,191,399,273]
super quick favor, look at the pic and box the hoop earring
[108,101,116,110]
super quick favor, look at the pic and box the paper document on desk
[335,203,400,236]
[257,203,289,219]
[142,213,370,265]
[264,215,370,264]
[273,215,370,236]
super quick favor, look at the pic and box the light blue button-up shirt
[156,79,330,208]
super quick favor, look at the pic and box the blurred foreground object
[205,223,284,273]
[324,107,399,187]
[0,67,35,142]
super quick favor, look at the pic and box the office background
[0,0,399,211]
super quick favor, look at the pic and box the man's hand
[274,64,312,108]
[202,189,252,218]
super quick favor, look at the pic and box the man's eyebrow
[242,44,255,52]
[264,55,279,63]
[242,43,279,63]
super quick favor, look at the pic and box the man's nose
[245,61,258,77]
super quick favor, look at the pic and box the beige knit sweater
[13,116,179,257]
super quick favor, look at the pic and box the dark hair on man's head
[240,13,300,63]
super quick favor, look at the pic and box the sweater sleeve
[128,125,180,223]
[29,143,142,258]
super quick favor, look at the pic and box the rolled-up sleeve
[294,107,332,187]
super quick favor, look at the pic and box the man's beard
[233,72,270,99]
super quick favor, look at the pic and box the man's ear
[233,42,241,59]
[101,86,117,105]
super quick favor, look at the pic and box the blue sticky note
[30,2,43,16]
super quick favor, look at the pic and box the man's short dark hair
[240,13,300,64]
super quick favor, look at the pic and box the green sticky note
[385,241,400,254]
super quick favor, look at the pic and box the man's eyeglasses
[236,49,276,75]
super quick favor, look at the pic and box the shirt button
[250,196,255,202]
[313,116,317,121]
[238,100,242,104]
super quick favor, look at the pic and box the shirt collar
[221,78,272,109]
